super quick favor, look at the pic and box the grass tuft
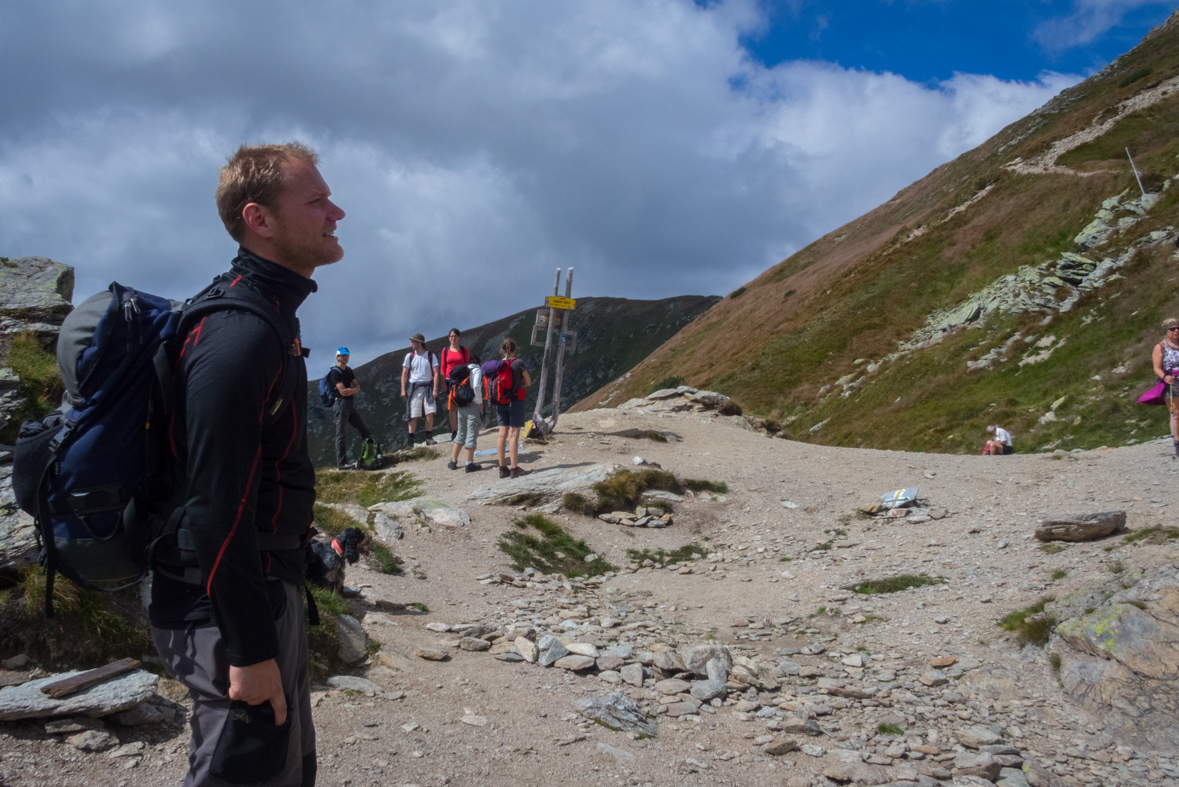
[998,596,1057,647]
[592,469,684,513]
[497,514,616,577]
[369,542,404,575]
[1123,526,1179,544]
[2,331,63,442]
[1051,569,1068,581]
[563,492,593,515]
[626,543,709,566]
[1039,543,1065,554]
[649,376,685,394]
[729,286,747,299]
[314,469,420,509]
[877,723,904,737]
[851,574,942,594]
[683,479,729,494]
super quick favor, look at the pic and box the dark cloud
[0,0,1077,363]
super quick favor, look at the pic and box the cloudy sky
[1,1,1174,363]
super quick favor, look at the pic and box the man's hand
[228,659,286,725]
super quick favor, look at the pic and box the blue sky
[746,1,1175,81]
[0,1,1175,363]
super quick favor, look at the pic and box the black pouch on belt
[209,695,291,784]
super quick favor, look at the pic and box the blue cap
[336,347,350,356]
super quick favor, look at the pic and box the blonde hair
[216,142,319,242]
[501,338,519,359]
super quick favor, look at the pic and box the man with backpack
[324,347,372,470]
[447,357,484,472]
[151,143,340,787]
[400,333,440,446]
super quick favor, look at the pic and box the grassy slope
[306,295,719,466]
[572,14,1179,454]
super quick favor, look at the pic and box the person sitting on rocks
[983,425,1013,456]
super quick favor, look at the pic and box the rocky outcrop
[0,256,74,326]
[1035,511,1126,542]
[0,669,158,721]
[467,463,619,509]
[1048,563,1179,753]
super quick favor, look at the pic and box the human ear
[242,202,276,238]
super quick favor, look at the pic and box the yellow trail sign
[545,295,576,311]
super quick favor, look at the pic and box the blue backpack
[12,276,296,616]
[318,368,337,407]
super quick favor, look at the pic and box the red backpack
[486,359,524,405]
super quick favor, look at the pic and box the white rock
[0,670,159,721]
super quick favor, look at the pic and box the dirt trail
[4,406,1179,787]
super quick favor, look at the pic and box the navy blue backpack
[12,277,294,616]
[318,369,337,407]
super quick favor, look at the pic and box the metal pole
[532,268,560,431]
[546,268,575,433]
[1127,148,1146,197]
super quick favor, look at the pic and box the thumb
[270,690,287,727]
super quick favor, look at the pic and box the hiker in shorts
[440,329,471,437]
[1151,317,1179,457]
[448,357,484,473]
[483,338,531,478]
[327,347,372,470]
[151,142,338,787]
[401,333,440,446]
[984,425,1013,455]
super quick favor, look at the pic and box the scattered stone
[779,717,824,737]
[110,702,165,727]
[327,676,383,694]
[460,714,488,727]
[336,614,369,664]
[800,743,826,757]
[920,670,948,687]
[1034,510,1126,542]
[653,678,691,696]
[45,717,105,735]
[516,637,538,663]
[822,761,891,785]
[575,692,658,737]
[662,702,698,718]
[415,648,449,661]
[566,643,599,658]
[956,725,1003,748]
[460,637,491,652]
[681,644,732,677]
[690,680,726,702]
[537,635,569,667]
[0,669,158,721]
[931,656,957,668]
[596,655,625,672]
[554,655,596,671]
[2,655,29,671]
[620,663,644,687]
[67,729,118,752]
[425,622,451,632]
[107,741,146,759]
[764,738,799,756]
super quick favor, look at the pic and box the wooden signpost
[531,268,576,435]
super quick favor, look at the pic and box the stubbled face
[336,354,349,369]
[412,340,425,354]
[269,160,345,271]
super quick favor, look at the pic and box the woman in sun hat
[1151,317,1179,457]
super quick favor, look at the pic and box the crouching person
[150,143,341,787]
[448,358,484,472]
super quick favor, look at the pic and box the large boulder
[0,462,38,571]
[466,463,619,509]
[1048,563,1179,753]
[0,669,158,721]
[1035,511,1126,542]
[0,257,74,326]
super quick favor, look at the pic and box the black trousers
[333,397,371,466]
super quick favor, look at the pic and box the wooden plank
[40,657,140,698]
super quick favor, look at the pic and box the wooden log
[40,657,140,698]
[1035,511,1127,542]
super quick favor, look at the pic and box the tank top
[1162,342,1179,373]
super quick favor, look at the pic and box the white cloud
[0,0,1079,363]
[1033,0,1174,53]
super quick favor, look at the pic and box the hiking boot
[465,462,483,473]
[447,460,458,470]
[510,467,529,479]
[499,465,510,479]
[337,462,355,471]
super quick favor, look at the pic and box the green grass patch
[999,596,1057,647]
[1051,569,1068,581]
[563,492,593,515]
[877,723,904,737]
[1123,526,1179,544]
[315,469,420,509]
[1127,600,1148,610]
[1039,543,1065,554]
[1050,654,1062,674]
[729,286,747,299]
[1119,67,1153,88]
[649,376,685,394]
[683,479,729,494]
[369,542,404,575]
[312,504,358,538]
[999,596,1054,630]
[626,543,709,566]
[497,514,616,577]
[2,331,63,442]
[592,469,684,513]
[305,584,354,676]
[851,574,942,594]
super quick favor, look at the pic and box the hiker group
[321,329,532,478]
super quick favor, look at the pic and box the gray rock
[467,464,619,508]
[336,614,369,664]
[596,655,625,672]
[822,761,891,785]
[110,702,165,726]
[0,467,37,571]
[516,637,538,663]
[0,669,158,721]
[369,498,470,529]
[952,777,997,787]
[920,670,948,687]
[553,655,596,671]
[0,257,74,323]
[662,701,698,717]
[620,663,644,687]
[652,651,685,674]
[108,741,146,759]
[460,637,491,652]
[705,657,729,683]
[67,729,118,752]
[800,743,826,757]
[496,652,525,663]
[45,717,105,734]
[779,717,824,737]
[690,680,726,701]
[646,389,683,401]
[997,768,1031,787]
[680,644,732,677]
[576,692,658,737]
[326,676,383,694]
[765,738,799,756]
[414,647,449,661]
[537,635,569,667]
[1035,510,1126,542]
[1,654,29,670]
[653,678,691,695]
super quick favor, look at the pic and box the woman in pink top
[440,329,470,436]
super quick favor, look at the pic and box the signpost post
[531,267,575,435]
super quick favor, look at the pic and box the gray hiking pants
[334,396,371,467]
[151,581,316,787]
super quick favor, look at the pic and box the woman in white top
[1151,317,1179,457]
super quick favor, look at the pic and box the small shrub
[593,469,684,513]
[410,602,429,613]
[1123,526,1179,544]
[1111,561,1126,574]
[729,286,747,299]
[642,430,668,442]
[683,479,729,494]
[717,401,743,416]
[649,376,685,394]
[877,723,904,737]
[369,542,404,575]
[998,596,1056,647]
[1039,543,1065,554]
[1119,67,1152,88]
[645,500,672,514]
[851,574,942,594]
[563,492,592,515]
[1050,654,1062,673]
[312,504,357,538]
[626,543,709,566]
[497,513,616,577]
[1051,569,1068,581]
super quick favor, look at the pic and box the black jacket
[150,248,317,667]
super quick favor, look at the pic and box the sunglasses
[1169,327,1179,331]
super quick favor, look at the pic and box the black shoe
[499,465,510,478]
[337,462,355,471]
[424,437,437,446]
[510,467,529,479]
[447,460,458,470]
[466,463,483,473]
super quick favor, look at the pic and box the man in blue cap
[326,347,372,469]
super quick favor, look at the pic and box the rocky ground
[3,398,1179,787]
